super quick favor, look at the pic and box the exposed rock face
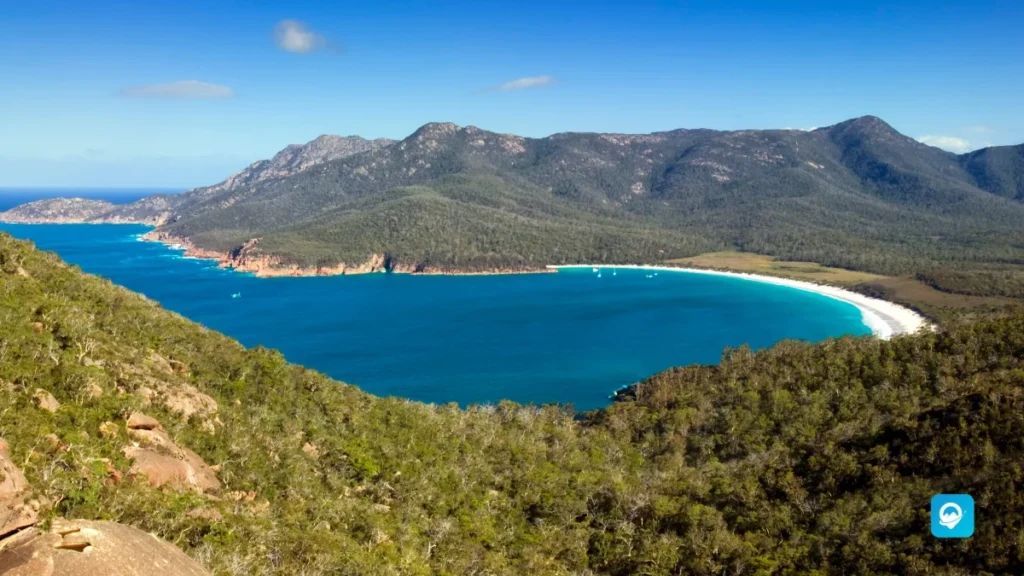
[141,354,218,422]
[0,439,38,539]
[161,383,218,422]
[122,414,220,493]
[198,134,395,197]
[0,135,394,227]
[126,412,161,431]
[141,231,396,277]
[32,390,59,413]
[1,435,208,574]
[0,519,211,576]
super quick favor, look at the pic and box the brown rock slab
[0,439,38,539]
[146,352,174,375]
[122,415,220,493]
[32,390,59,413]
[162,384,217,422]
[0,519,211,575]
[134,387,155,407]
[126,413,161,431]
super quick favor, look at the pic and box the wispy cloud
[274,20,330,53]
[121,80,235,99]
[490,76,556,92]
[917,135,975,153]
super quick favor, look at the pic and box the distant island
[3,115,1024,322]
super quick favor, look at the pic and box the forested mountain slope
[961,143,1024,201]
[145,117,1024,275]
[2,230,1024,574]
[4,116,1024,297]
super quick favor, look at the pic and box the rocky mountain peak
[411,122,462,140]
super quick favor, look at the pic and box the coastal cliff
[140,230,549,277]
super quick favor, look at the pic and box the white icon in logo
[938,502,964,529]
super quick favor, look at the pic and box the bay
[0,222,870,410]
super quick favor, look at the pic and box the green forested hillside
[5,117,1024,304]
[961,144,1024,201]
[148,118,1024,301]
[3,231,1024,574]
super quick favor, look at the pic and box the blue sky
[1,0,1022,188]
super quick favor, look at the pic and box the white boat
[231,292,242,299]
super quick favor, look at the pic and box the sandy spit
[549,264,931,339]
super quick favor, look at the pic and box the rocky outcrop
[192,135,394,199]
[140,230,549,277]
[122,414,220,493]
[1,435,210,575]
[0,135,394,227]
[126,412,161,431]
[0,519,211,575]
[138,354,218,423]
[0,439,39,539]
[140,231,396,277]
[32,390,59,413]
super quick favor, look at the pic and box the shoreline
[549,264,930,339]
[139,229,554,277]
[2,222,930,338]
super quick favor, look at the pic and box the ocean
[0,215,870,409]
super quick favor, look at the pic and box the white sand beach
[549,265,931,339]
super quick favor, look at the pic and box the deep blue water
[0,222,871,409]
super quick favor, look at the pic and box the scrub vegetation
[3,230,1023,575]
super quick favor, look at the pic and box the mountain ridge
[3,116,1024,290]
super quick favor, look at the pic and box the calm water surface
[0,221,870,410]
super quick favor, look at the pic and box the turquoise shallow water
[0,223,871,410]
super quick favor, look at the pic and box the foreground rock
[0,519,210,575]
[1,435,209,575]
[0,439,38,539]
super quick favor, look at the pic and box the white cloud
[274,20,329,53]
[916,135,975,153]
[965,125,993,134]
[493,76,555,92]
[121,80,235,99]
